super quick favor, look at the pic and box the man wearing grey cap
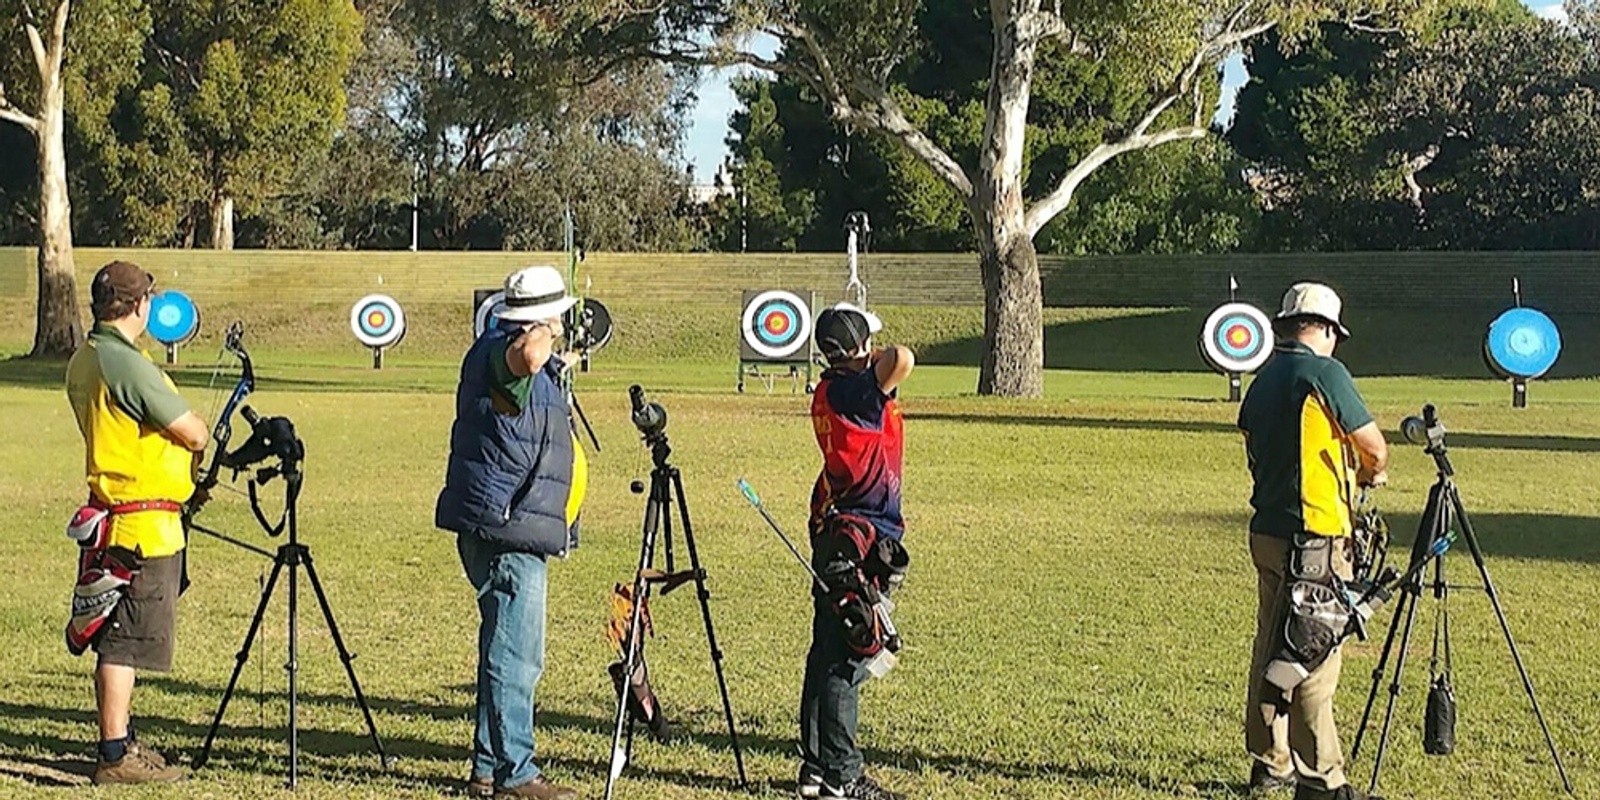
[1237,283,1389,800]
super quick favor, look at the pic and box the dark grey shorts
[95,551,181,672]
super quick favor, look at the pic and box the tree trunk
[210,195,234,249]
[30,27,81,359]
[972,0,1043,397]
[975,222,1044,396]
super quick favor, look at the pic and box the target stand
[351,294,406,368]
[1198,301,1274,400]
[148,290,201,365]
[738,289,817,394]
[1485,306,1562,408]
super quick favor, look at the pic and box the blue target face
[1485,308,1561,379]
[147,291,200,345]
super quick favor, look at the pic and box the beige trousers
[1246,533,1354,791]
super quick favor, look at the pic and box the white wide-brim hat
[1277,281,1351,339]
[496,265,579,323]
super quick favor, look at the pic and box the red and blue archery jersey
[809,366,905,540]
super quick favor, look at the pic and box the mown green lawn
[0,350,1595,800]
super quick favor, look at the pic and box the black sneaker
[1250,763,1296,793]
[820,774,904,800]
[1294,784,1383,800]
[796,764,823,798]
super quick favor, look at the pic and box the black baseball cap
[815,302,883,362]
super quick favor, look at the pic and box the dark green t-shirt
[487,336,533,412]
[80,323,191,428]
[1238,342,1374,538]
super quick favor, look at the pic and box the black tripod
[191,410,388,788]
[1351,406,1571,796]
[605,386,747,800]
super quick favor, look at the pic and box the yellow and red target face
[763,311,792,338]
[1225,323,1254,351]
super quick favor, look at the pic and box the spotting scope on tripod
[604,386,747,800]
[1350,404,1571,797]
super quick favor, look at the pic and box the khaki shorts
[95,550,181,671]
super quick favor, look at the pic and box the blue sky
[682,0,1569,181]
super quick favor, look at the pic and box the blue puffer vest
[435,327,578,557]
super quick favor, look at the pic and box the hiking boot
[92,743,187,785]
[1250,762,1296,793]
[465,774,494,797]
[1294,784,1383,800]
[495,775,578,800]
[819,774,904,800]
[796,763,824,798]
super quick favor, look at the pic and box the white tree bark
[972,0,1045,396]
[211,195,235,249]
[1,0,82,357]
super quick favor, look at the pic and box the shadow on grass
[86,679,1239,796]
[911,412,1600,454]
[921,308,1600,378]
[1194,511,1600,565]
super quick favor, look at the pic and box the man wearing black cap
[65,261,210,784]
[1237,283,1388,800]
[796,302,914,800]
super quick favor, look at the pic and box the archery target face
[1200,302,1273,374]
[473,290,510,339]
[147,290,200,345]
[566,298,614,352]
[351,294,406,348]
[1484,307,1561,379]
[741,290,813,360]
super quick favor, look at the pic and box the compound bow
[561,206,602,452]
[182,321,272,557]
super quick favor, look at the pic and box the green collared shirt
[1237,341,1374,538]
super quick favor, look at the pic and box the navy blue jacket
[435,327,579,557]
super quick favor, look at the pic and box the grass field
[0,306,1596,800]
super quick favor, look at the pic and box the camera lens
[1401,416,1427,444]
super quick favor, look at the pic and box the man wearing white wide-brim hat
[1237,282,1389,800]
[436,265,588,800]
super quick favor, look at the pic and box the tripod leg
[196,554,285,769]
[1351,587,1412,762]
[606,477,664,800]
[288,549,299,789]
[670,468,749,788]
[1366,577,1425,797]
[1450,487,1574,794]
[301,550,390,768]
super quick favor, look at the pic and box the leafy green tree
[1228,2,1600,250]
[648,0,1459,395]
[0,0,147,355]
[68,0,362,248]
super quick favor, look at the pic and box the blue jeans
[799,596,872,786]
[457,535,548,788]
